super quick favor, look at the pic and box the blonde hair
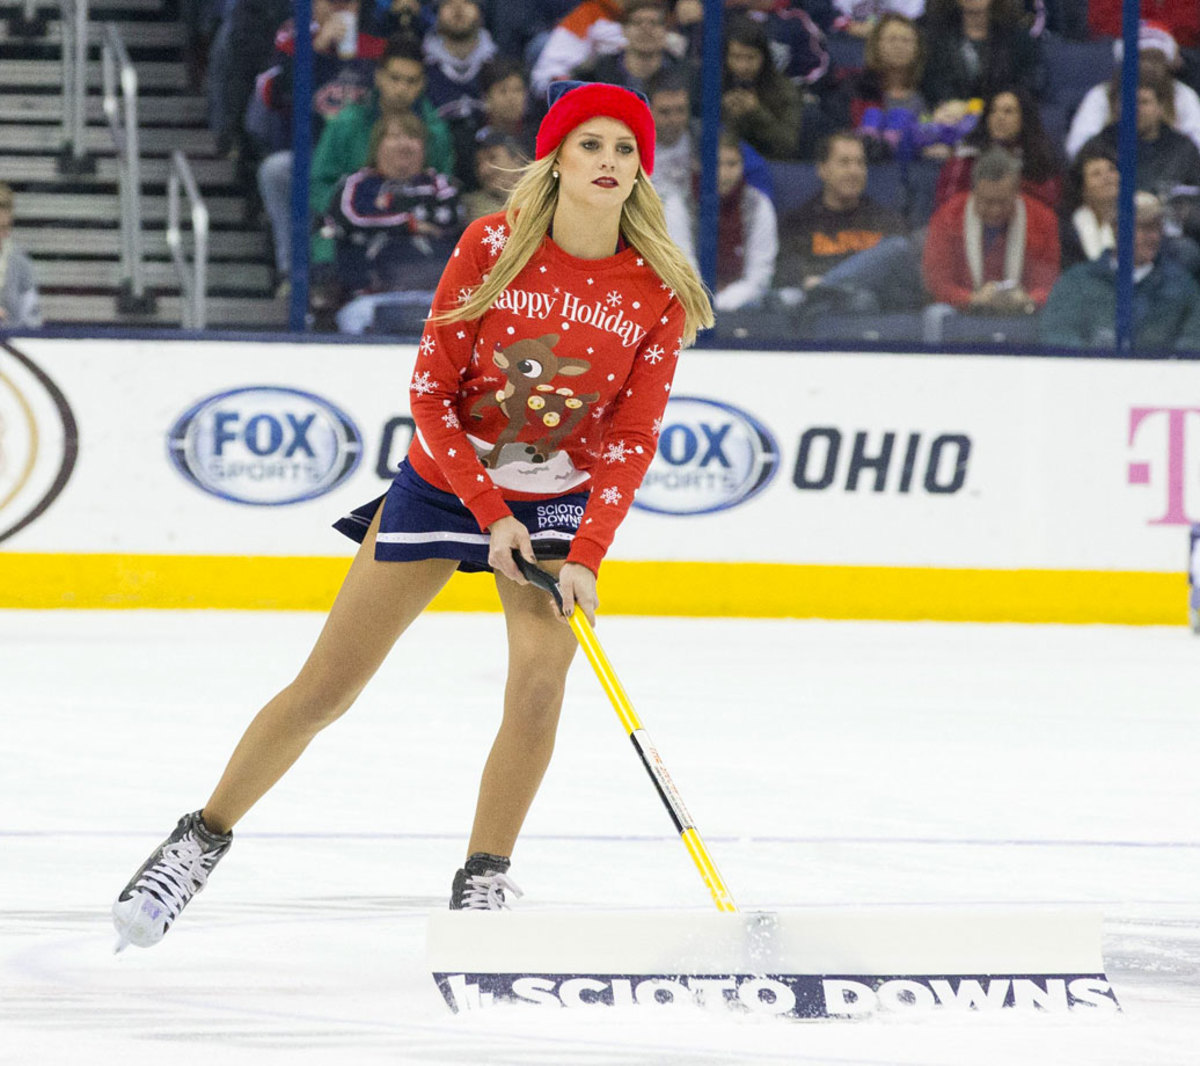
[432,154,714,346]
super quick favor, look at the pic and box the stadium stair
[0,0,285,328]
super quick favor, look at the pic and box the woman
[664,128,778,312]
[720,14,804,160]
[326,112,464,333]
[1057,142,1118,271]
[111,80,714,948]
[845,14,926,129]
[919,0,1042,110]
[932,86,1061,208]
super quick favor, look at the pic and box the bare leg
[466,560,579,857]
[202,506,458,833]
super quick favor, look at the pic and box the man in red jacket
[922,146,1060,314]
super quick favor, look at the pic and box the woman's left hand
[556,562,597,627]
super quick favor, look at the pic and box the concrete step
[18,189,245,223]
[0,58,187,90]
[35,258,273,291]
[0,91,207,124]
[40,291,290,328]
[2,152,237,186]
[0,18,185,49]
[0,121,216,155]
[14,225,268,258]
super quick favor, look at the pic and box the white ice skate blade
[427,905,1119,1019]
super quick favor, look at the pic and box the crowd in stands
[172,0,1200,347]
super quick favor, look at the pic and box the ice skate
[112,811,232,951]
[449,852,522,910]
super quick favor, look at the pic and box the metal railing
[101,22,154,313]
[58,0,93,173]
[167,151,209,330]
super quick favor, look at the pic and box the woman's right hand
[488,515,534,584]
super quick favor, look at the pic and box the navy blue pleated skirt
[333,459,588,573]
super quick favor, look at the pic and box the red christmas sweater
[407,212,686,575]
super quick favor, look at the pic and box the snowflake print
[456,330,466,339]
[448,447,457,457]
[652,417,663,436]
[419,335,435,356]
[411,370,437,395]
[601,486,622,506]
[664,382,671,392]
[456,286,474,305]
[539,265,547,273]
[592,403,606,420]
[482,224,508,256]
[442,410,461,429]
[643,344,664,365]
[603,440,630,464]
[636,257,644,266]
[673,343,682,359]
[606,290,622,307]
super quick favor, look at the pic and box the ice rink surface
[2,608,1199,1065]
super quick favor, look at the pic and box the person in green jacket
[1039,191,1200,352]
[311,34,456,266]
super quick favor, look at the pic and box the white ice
[2,609,1198,1065]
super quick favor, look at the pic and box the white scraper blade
[427,906,1118,1019]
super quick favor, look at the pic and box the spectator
[310,35,456,272]
[573,0,688,97]
[721,14,804,159]
[1058,141,1118,271]
[663,128,779,311]
[421,0,499,187]
[1065,32,1200,159]
[933,86,1061,208]
[0,184,40,328]
[1078,63,1200,233]
[840,13,932,158]
[922,145,1060,312]
[455,59,536,192]
[484,0,577,61]
[1040,191,1200,349]
[252,0,387,285]
[833,0,927,39]
[919,0,1044,110]
[530,0,626,94]
[775,131,920,311]
[461,129,524,220]
[647,66,695,201]
[422,0,498,123]
[1088,2,1198,52]
[325,112,464,332]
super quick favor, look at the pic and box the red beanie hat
[535,81,656,177]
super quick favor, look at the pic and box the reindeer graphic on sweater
[469,334,599,470]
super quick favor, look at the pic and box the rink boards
[1,336,1196,622]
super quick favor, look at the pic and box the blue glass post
[1113,0,1140,352]
[288,0,314,333]
[696,0,723,300]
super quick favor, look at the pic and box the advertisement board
[1,337,1194,621]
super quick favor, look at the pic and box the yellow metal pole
[568,610,738,913]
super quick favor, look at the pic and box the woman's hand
[557,562,597,627]
[488,515,533,583]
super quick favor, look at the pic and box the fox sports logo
[168,386,362,505]
[634,397,778,515]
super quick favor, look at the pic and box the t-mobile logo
[1127,407,1200,525]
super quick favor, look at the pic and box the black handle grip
[511,550,565,613]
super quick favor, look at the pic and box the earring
[552,170,559,179]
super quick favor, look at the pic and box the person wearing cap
[1040,191,1200,350]
[110,81,715,949]
[1065,25,1200,159]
